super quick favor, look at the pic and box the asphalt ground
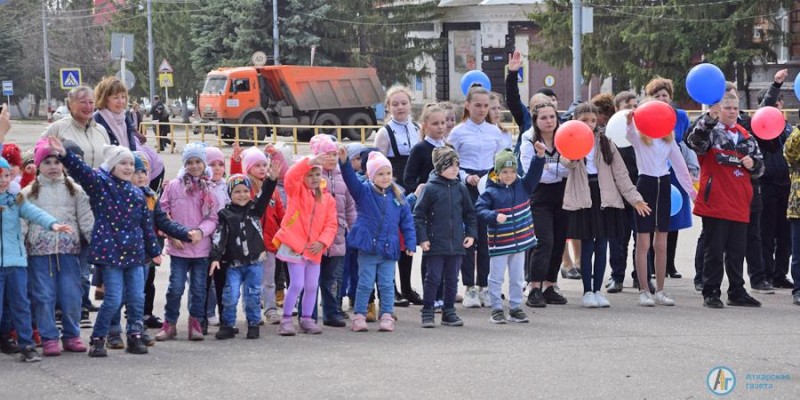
[0,120,798,399]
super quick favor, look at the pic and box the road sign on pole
[159,73,174,88]
[158,59,173,73]
[1,80,12,96]
[60,68,82,89]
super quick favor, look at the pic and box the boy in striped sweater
[476,145,545,324]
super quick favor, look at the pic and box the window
[232,78,250,93]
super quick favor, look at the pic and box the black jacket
[210,178,277,266]
[413,173,478,256]
[403,140,436,192]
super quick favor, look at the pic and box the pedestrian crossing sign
[60,68,82,90]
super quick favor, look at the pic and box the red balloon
[750,106,784,140]
[633,101,677,139]
[555,120,595,160]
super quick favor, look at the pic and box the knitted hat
[34,138,57,168]
[264,144,289,179]
[1,143,22,168]
[133,153,146,173]
[309,134,337,155]
[346,143,366,160]
[182,142,207,165]
[366,151,392,181]
[226,173,251,196]
[242,147,267,174]
[0,157,10,171]
[62,139,84,158]
[432,145,459,175]
[22,148,35,167]
[206,146,224,165]
[494,148,517,173]
[133,151,150,172]
[100,145,134,172]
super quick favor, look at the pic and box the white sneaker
[478,287,490,307]
[593,291,610,308]
[582,292,598,308]
[207,316,220,326]
[654,291,675,306]
[639,291,655,307]
[462,286,481,308]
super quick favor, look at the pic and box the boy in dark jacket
[209,170,278,340]
[476,145,545,324]
[413,146,477,328]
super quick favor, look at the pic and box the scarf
[98,108,130,149]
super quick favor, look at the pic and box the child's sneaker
[215,325,236,340]
[88,337,107,358]
[62,337,87,352]
[594,291,611,308]
[188,317,204,341]
[582,292,598,308]
[462,286,481,308]
[278,318,297,336]
[264,309,281,325]
[80,308,92,329]
[351,314,368,332]
[654,291,675,306]
[207,315,220,326]
[106,334,125,349]
[299,318,322,334]
[246,325,260,339]
[32,328,42,347]
[55,310,63,331]
[441,308,464,327]
[144,315,163,329]
[42,339,61,357]
[19,346,41,363]
[420,308,435,328]
[639,291,655,307]
[154,321,176,341]
[141,331,155,346]
[125,334,148,355]
[478,287,490,307]
[1,335,19,354]
[489,309,507,324]
[507,308,529,323]
[378,313,395,332]
[366,302,377,322]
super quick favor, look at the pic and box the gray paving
[1,121,798,399]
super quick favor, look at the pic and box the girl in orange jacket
[272,154,338,336]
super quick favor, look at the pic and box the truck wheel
[241,116,269,145]
[314,113,342,138]
[344,112,373,141]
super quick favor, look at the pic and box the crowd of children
[0,62,799,364]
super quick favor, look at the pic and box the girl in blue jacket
[338,148,416,333]
[476,145,545,324]
[0,155,72,363]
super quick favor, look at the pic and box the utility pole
[42,1,52,121]
[273,0,279,65]
[572,0,582,103]
[147,0,155,101]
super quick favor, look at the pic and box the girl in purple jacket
[155,143,218,342]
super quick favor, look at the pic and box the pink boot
[62,337,87,352]
[278,318,296,336]
[378,313,395,332]
[155,321,176,341]
[42,339,61,356]
[351,314,368,332]
[188,317,204,341]
[299,318,322,334]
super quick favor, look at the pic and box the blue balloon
[793,72,800,102]
[460,70,492,96]
[670,184,683,217]
[686,64,726,105]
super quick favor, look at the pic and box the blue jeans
[109,266,148,336]
[28,255,82,341]
[222,264,263,327]
[0,267,35,348]
[354,253,395,316]
[164,256,208,323]
[319,255,345,322]
[79,246,93,309]
[92,265,145,338]
[790,220,800,295]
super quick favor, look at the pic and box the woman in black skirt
[562,103,651,309]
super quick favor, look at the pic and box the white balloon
[478,174,488,195]
[605,109,633,148]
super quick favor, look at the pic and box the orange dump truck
[198,65,385,141]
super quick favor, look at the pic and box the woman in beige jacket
[41,86,110,169]
[562,103,650,309]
